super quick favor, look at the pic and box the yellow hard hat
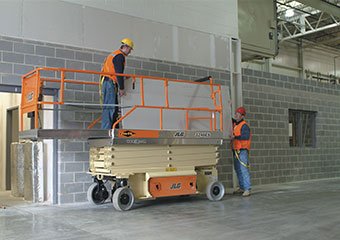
[121,38,134,49]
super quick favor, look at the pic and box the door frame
[6,106,19,190]
[1,84,58,202]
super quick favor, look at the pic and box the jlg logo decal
[174,131,185,137]
[121,130,136,137]
[170,183,181,190]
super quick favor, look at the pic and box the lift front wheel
[206,181,225,201]
[112,187,135,211]
[87,183,109,205]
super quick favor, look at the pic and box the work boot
[242,190,251,197]
[233,188,244,195]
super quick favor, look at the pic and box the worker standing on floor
[231,107,252,197]
[100,38,134,129]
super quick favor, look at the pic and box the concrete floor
[1,179,340,240]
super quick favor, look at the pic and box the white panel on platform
[120,78,232,138]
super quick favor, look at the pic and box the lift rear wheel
[206,181,225,201]
[112,187,135,211]
[87,183,109,205]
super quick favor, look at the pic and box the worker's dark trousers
[233,149,251,191]
[101,79,118,129]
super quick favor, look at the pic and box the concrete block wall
[3,34,340,204]
[242,68,340,185]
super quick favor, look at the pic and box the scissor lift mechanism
[20,67,226,211]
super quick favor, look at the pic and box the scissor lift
[20,67,226,211]
[88,129,224,210]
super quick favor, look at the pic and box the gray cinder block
[11,143,24,197]
[36,46,55,57]
[23,141,44,202]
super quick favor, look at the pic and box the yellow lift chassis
[87,129,225,211]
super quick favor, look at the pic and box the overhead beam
[282,22,339,41]
[295,0,340,18]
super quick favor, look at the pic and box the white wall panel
[83,7,133,51]
[178,28,211,67]
[274,42,340,77]
[129,18,174,60]
[0,1,22,37]
[23,1,83,46]
[83,8,174,60]
[64,0,238,38]
[304,48,336,74]
[272,43,299,68]
[215,36,230,69]
[83,4,229,67]
[243,40,340,78]
[0,0,233,69]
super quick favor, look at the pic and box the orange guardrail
[20,67,223,132]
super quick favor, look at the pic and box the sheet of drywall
[120,78,232,138]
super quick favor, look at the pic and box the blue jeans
[101,78,118,129]
[233,149,251,191]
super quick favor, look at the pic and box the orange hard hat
[236,107,246,116]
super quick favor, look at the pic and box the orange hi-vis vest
[101,49,126,83]
[99,49,126,104]
[233,120,251,150]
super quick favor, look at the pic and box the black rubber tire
[206,181,225,201]
[112,187,135,211]
[87,183,108,205]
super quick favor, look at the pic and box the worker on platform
[231,106,252,197]
[100,38,134,129]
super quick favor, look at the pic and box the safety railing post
[164,79,169,108]
[160,109,163,130]
[34,107,39,129]
[20,75,24,131]
[140,77,145,106]
[60,70,65,104]
[185,110,189,130]
[218,85,223,130]
[209,78,214,100]
[35,70,41,129]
